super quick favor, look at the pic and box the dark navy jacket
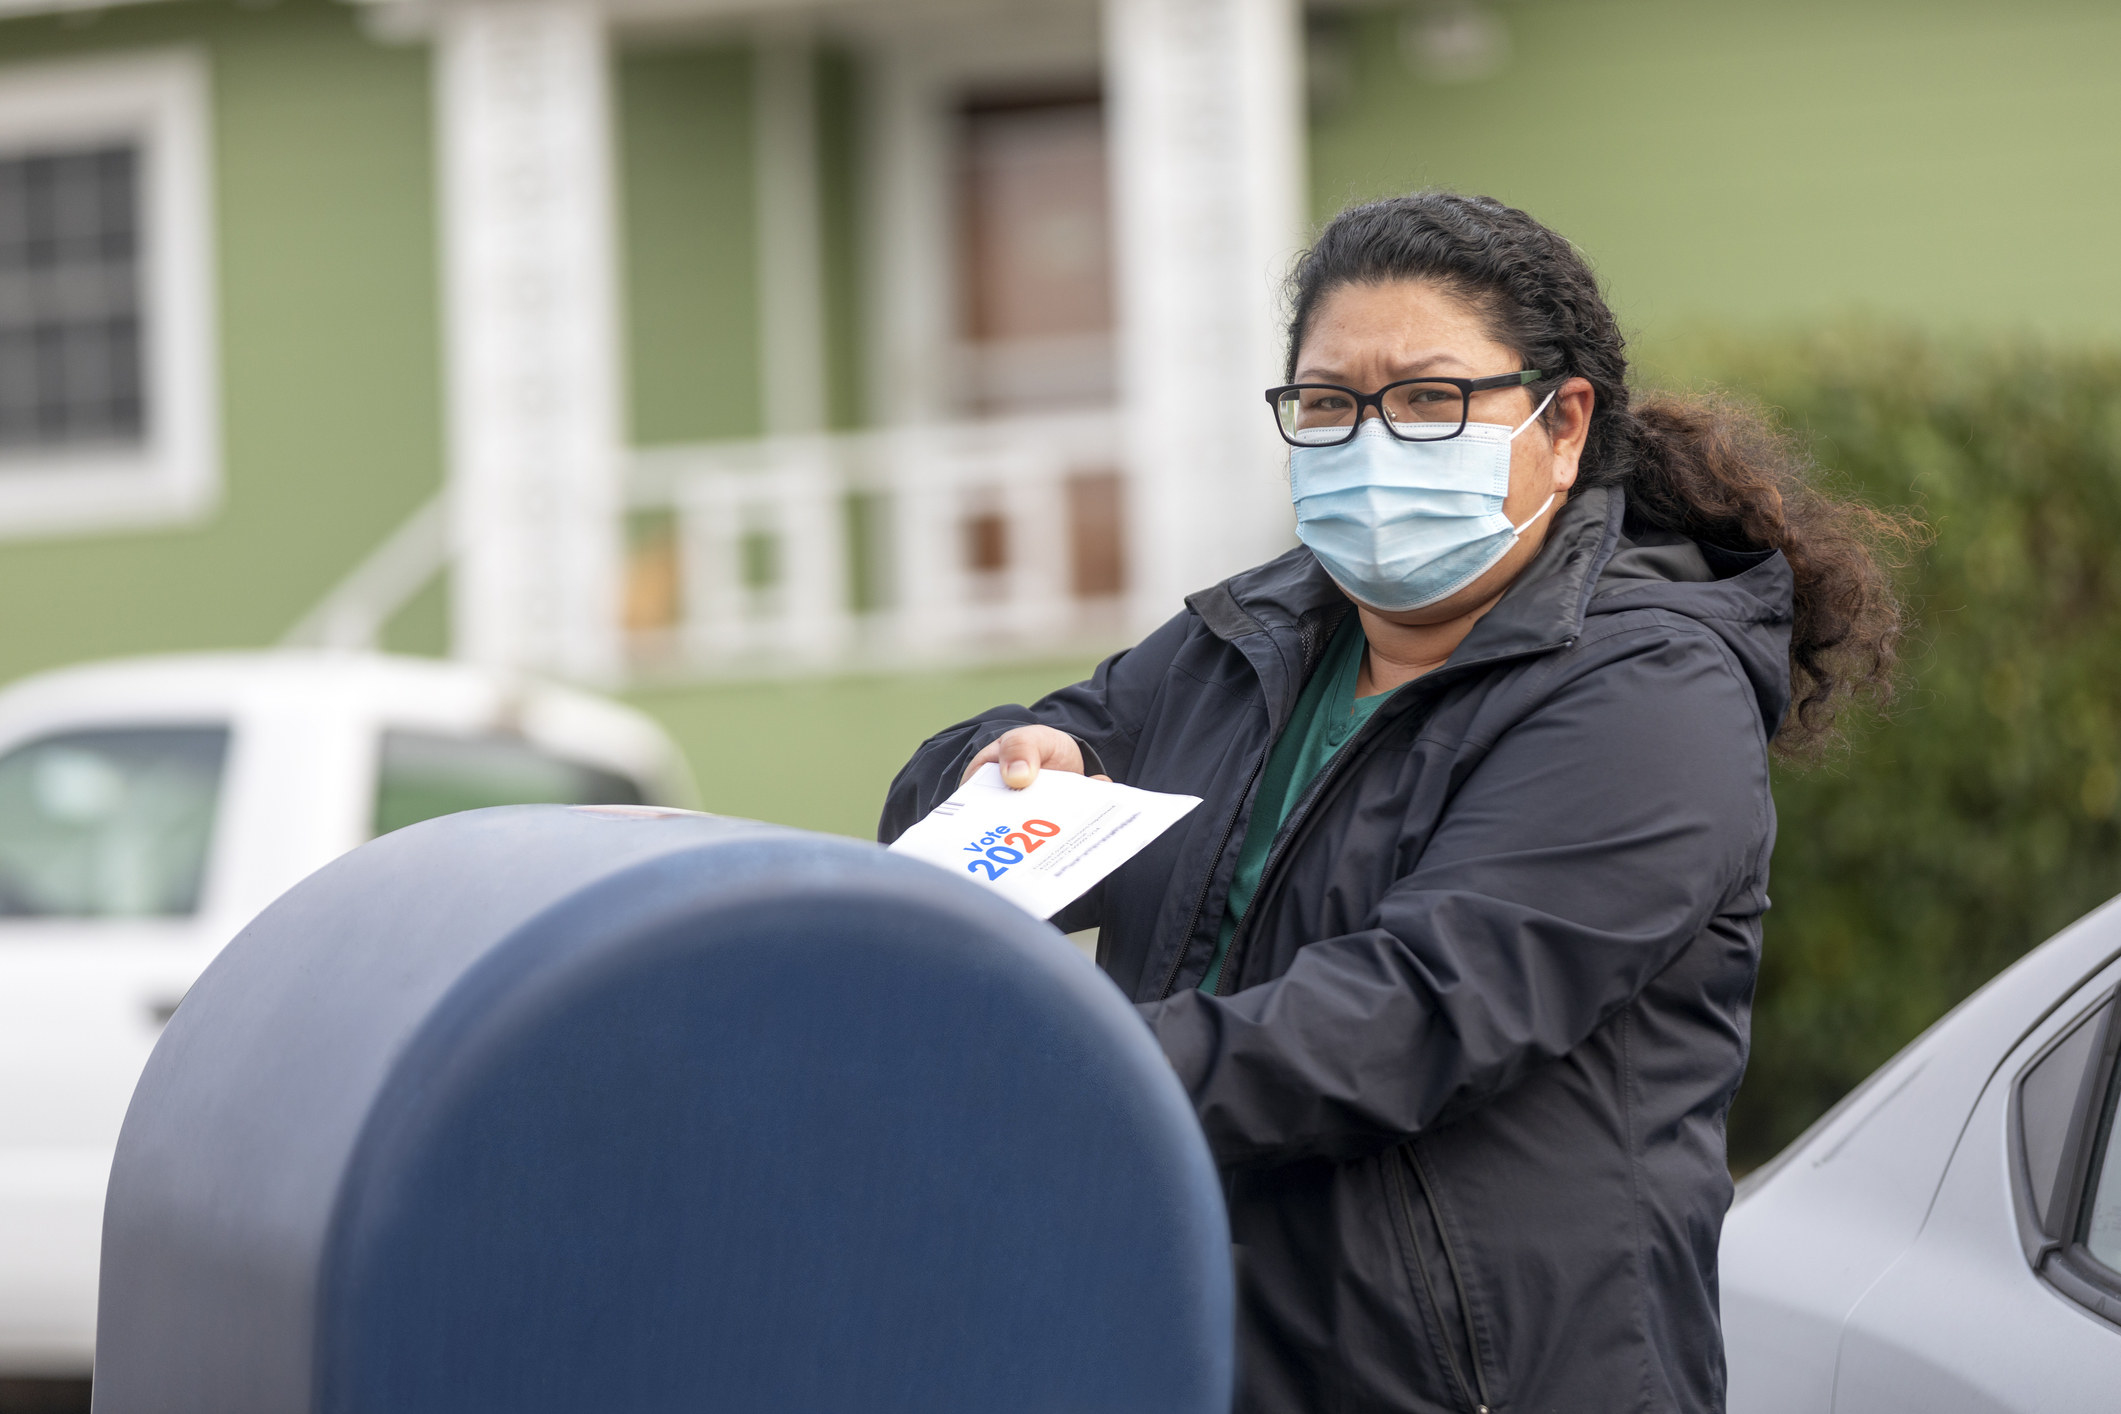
[880,485,1792,1414]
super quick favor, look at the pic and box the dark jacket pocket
[1386,1143,1496,1414]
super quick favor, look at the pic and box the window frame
[0,48,217,540]
[2011,985,2121,1326]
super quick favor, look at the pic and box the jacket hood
[1587,506,1794,740]
[1195,484,1795,737]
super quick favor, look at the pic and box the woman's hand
[962,726,1112,789]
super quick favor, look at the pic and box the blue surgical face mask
[1289,391,1557,612]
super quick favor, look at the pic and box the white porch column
[1104,0,1305,627]
[749,32,848,659]
[862,38,954,428]
[753,31,828,435]
[437,0,625,683]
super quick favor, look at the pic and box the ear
[1545,377,1596,494]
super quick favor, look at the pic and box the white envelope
[888,763,1202,920]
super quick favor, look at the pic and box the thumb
[999,735,1039,789]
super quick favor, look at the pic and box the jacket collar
[1186,486,1626,723]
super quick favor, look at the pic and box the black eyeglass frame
[1263,369,1546,447]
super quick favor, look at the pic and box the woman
[880,193,1908,1413]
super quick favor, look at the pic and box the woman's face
[1292,278,1596,624]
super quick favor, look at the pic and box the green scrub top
[1199,613,1393,993]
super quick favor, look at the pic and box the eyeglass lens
[1275,382,1470,444]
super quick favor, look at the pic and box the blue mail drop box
[92,805,1231,1414]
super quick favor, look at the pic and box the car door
[1831,954,2121,1412]
[0,723,233,1370]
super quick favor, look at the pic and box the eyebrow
[1292,350,1478,383]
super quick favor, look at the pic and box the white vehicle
[1724,894,2121,1411]
[0,653,693,1376]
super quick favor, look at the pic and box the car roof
[0,651,694,801]
[2,650,523,704]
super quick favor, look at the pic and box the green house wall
[618,43,759,446]
[1310,0,2121,347]
[0,0,442,680]
[615,41,864,446]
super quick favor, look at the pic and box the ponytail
[1287,192,1919,752]
[1593,394,1919,750]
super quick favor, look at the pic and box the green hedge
[1685,334,2121,1169]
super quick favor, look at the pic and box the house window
[0,144,145,448]
[0,50,216,540]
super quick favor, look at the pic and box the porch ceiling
[0,0,177,21]
[342,0,1089,47]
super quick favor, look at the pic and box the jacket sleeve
[875,611,1193,935]
[1135,622,1774,1169]
[875,608,1193,840]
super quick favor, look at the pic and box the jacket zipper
[1408,1144,1495,1414]
[1387,1147,1488,1414]
[1154,609,1345,1001]
[1153,744,1271,1000]
[1207,726,1365,995]
[1206,674,1431,995]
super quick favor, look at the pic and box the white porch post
[861,37,954,430]
[753,31,828,435]
[1104,0,1306,627]
[436,0,626,683]
[748,32,848,661]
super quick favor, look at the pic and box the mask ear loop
[1506,389,1561,534]
[1509,492,1557,536]
[1506,389,1558,441]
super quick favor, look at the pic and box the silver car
[1723,896,2121,1410]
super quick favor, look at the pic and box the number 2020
[967,819,1060,880]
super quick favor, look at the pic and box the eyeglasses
[1264,370,1545,447]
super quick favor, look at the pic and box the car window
[372,730,645,838]
[2016,986,2121,1323]
[2083,1063,2121,1272]
[0,726,230,918]
[2020,999,2112,1232]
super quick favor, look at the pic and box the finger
[1092,774,1112,783]
[1031,730,1084,776]
[960,740,1004,784]
[1000,727,1074,789]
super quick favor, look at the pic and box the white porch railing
[623,408,1137,679]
